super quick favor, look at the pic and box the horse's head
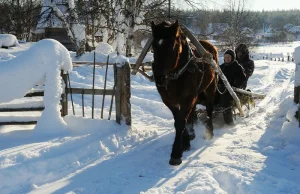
[151,20,183,82]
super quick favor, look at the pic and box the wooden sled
[195,88,266,122]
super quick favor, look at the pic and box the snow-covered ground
[0,41,300,194]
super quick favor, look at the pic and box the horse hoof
[205,131,214,140]
[169,158,182,165]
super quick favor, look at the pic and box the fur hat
[235,44,249,58]
[224,49,236,61]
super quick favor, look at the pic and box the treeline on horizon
[163,8,300,33]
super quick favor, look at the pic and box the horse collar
[157,43,195,90]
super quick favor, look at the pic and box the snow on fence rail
[251,52,294,62]
[0,39,72,133]
[0,59,132,126]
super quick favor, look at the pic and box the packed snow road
[0,43,300,194]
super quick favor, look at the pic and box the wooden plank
[73,61,152,67]
[82,90,85,117]
[61,72,68,117]
[66,88,114,95]
[67,73,75,115]
[72,61,115,66]
[131,36,154,75]
[25,91,44,97]
[121,63,131,125]
[115,65,122,124]
[92,52,96,119]
[294,86,300,104]
[0,121,38,125]
[101,56,110,118]
[108,64,117,120]
[0,107,44,112]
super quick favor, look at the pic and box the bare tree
[39,0,86,56]
[0,0,41,40]
[220,0,253,48]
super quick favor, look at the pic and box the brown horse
[151,20,218,165]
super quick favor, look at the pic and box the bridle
[154,29,211,91]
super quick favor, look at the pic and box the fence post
[294,46,300,126]
[295,86,300,104]
[61,71,68,117]
[115,64,122,124]
[121,62,131,125]
[115,63,131,125]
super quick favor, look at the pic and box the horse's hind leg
[186,105,196,140]
[204,83,216,140]
[182,129,191,152]
[205,102,214,139]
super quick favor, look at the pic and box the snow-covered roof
[207,23,229,35]
[263,33,275,38]
[288,26,300,33]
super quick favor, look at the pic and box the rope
[216,84,227,95]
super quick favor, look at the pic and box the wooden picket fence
[0,56,132,126]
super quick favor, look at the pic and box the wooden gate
[0,57,131,126]
[61,59,131,125]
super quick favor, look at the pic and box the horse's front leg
[169,95,197,165]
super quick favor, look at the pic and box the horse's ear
[151,21,155,30]
[172,20,180,37]
[173,20,179,27]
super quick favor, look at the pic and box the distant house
[261,27,278,42]
[186,22,229,40]
[284,24,300,41]
[206,23,229,40]
[241,27,255,41]
[32,0,77,51]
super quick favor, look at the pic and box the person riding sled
[216,49,247,125]
[235,44,254,89]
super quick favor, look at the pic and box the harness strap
[166,56,195,80]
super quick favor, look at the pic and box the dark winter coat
[219,60,247,88]
[235,44,254,79]
[237,55,254,79]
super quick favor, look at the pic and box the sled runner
[195,87,265,123]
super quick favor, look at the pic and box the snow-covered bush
[95,42,114,55]
[0,34,19,48]
[0,39,72,133]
